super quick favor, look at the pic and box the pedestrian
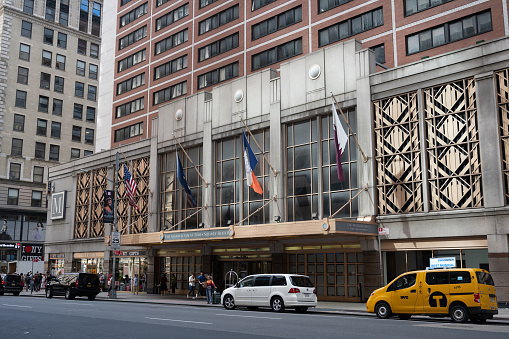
[107,274,112,297]
[170,274,176,294]
[21,274,25,291]
[41,273,46,290]
[29,274,35,294]
[133,274,139,295]
[99,272,105,292]
[25,273,31,292]
[160,273,168,296]
[188,273,196,299]
[206,275,217,304]
[198,271,206,297]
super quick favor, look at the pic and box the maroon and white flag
[332,100,348,182]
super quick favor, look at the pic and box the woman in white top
[188,273,196,299]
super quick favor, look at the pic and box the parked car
[221,274,317,312]
[366,268,498,323]
[0,274,23,296]
[45,273,100,300]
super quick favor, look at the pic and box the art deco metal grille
[74,172,91,238]
[90,167,107,238]
[496,68,509,204]
[374,92,423,214]
[424,79,483,210]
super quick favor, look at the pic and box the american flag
[123,163,138,210]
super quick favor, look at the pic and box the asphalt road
[1,295,508,338]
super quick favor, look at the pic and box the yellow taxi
[366,268,498,323]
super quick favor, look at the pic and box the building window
[44,28,54,45]
[40,72,51,90]
[71,148,81,160]
[19,43,31,61]
[37,119,48,136]
[76,60,86,76]
[153,81,187,105]
[318,0,353,13]
[119,25,147,50]
[405,0,453,16]
[198,33,239,62]
[75,82,85,97]
[11,139,23,156]
[72,126,82,142]
[78,39,87,55]
[57,32,67,49]
[42,50,52,67]
[38,96,49,113]
[85,128,94,144]
[17,67,29,85]
[319,8,383,47]
[92,2,101,37]
[49,144,60,161]
[122,0,134,6]
[155,3,189,31]
[406,11,492,55]
[252,6,302,40]
[156,0,170,6]
[80,0,89,33]
[7,189,19,205]
[199,5,239,35]
[32,191,43,207]
[9,163,21,180]
[56,54,66,70]
[154,55,187,80]
[33,166,44,183]
[86,106,96,122]
[84,150,93,156]
[198,62,239,89]
[51,121,61,138]
[114,122,143,142]
[90,43,99,58]
[21,20,32,38]
[35,142,46,159]
[88,85,97,101]
[252,38,302,71]
[117,73,145,95]
[74,104,83,119]
[60,0,69,26]
[199,0,218,8]
[154,29,188,55]
[54,76,64,93]
[116,97,145,118]
[53,99,63,116]
[16,90,27,108]
[46,0,56,21]
[89,64,98,79]
[13,114,25,132]
[120,2,148,28]
[118,49,146,72]
[252,0,277,11]
[23,0,34,14]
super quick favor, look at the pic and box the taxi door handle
[410,290,416,293]
[428,288,431,293]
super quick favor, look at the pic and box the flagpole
[330,92,368,163]
[164,205,207,231]
[231,196,274,233]
[172,133,209,187]
[329,184,368,219]
[238,115,278,177]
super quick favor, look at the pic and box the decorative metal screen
[496,68,509,204]
[374,92,423,214]
[74,172,91,238]
[90,167,107,238]
[424,79,483,210]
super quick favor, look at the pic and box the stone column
[488,234,509,304]
[361,238,381,301]
[145,249,156,294]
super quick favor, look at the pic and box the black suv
[45,273,100,300]
[0,274,23,296]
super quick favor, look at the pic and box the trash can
[213,291,221,304]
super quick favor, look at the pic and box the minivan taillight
[76,280,79,288]
[313,288,316,294]
[474,293,480,303]
[288,288,301,294]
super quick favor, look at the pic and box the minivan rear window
[290,276,314,287]
[5,275,21,283]
[254,276,270,286]
[450,271,471,284]
[476,272,495,286]
[271,276,287,286]
[80,274,99,285]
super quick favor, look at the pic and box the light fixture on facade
[274,216,281,222]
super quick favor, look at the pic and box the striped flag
[123,163,138,210]
[332,100,349,182]
[242,130,263,194]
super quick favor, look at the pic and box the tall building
[97,0,508,151]
[0,0,102,274]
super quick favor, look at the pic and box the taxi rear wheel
[450,304,468,323]
[375,302,392,319]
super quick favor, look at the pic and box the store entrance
[216,260,272,292]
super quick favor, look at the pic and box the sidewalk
[19,290,509,321]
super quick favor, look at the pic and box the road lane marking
[3,304,32,308]
[414,323,509,333]
[146,317,212,325]
[216,313,282,320]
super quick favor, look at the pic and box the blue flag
[176,153,197,207]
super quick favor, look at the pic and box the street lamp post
[110,152,120,299]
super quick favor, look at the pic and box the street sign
[114,250,121,255]
[111,231,121,249]
[378,227,389,235]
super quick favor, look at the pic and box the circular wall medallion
[234,89,244,103]
[175,109,183,121]
[228,228,235,237]
[309,64,321,80]
[322,223,329,231]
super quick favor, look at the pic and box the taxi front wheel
[450,305,468,323]
[375,302,392,319]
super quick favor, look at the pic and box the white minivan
[221,274,317,312]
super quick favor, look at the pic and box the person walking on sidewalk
[188,273,196,299]
[132,274,139,295]
[206,275,217,304]
[198,271,206,298]
[160,273,168,296]
[170,274,176,294]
